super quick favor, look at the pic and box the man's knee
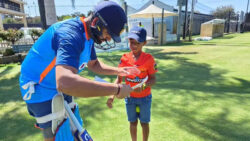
[44,138,54,141]
[42,127,54,140]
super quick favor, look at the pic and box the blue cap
[128,26,147,43]
[94,1,127,43]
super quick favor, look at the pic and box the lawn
[0,33,250,141]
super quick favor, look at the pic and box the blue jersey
[20,17,96,103]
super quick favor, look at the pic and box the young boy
[107,26,157,141]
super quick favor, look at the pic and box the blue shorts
[26,94,73,129]
[125,94,152,123]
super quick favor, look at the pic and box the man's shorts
[26,94,72,129]
[125,94,152,123]
[26,94,73,138]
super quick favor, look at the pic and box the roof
[129,4,178,18]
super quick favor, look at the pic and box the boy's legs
[138,94,152,141]
[140,123,149,141]
[125,97,138,141]
[130,120,138,141]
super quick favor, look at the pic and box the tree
[30,29,44,42]
[211,5,237,20]
[3,17,21,24]
[26,16,42,24]
[71,12,86,18]
[57,15,72,21]
[0,30,8,41]
[3,29,24,45]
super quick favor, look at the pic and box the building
[128,0,214,38]
[0,0,27,30]
[127,0,177,44]
[173,9,214,35]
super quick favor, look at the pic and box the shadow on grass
[145,42,194,47]
[0,72,22,104]
[215,35,235,40]
[0,65,15,76]
[166,42,194,47]
[153,102,250,141]
[1,47,250,140]
[0,106,40,140]
[144,48,250,95]
[145,48,250,140]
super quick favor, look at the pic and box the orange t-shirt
[119,52,157,98]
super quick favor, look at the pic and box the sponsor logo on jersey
[126,76,145,83]
[79,62,87,70]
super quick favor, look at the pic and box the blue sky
[24,0,249,17]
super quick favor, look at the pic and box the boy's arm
[145,73,156,88]
[106,76,123,108]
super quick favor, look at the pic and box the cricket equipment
[64,100,93,141]
[131,76,148,90]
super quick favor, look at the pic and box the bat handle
[64,101,84,133]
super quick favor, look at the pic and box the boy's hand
[133,86,143,93]
[133,83,147,93]
[106,97,114,109]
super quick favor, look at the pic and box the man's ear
[143,41,147,46]
[91,17,99,27]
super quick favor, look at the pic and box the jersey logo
[126,77,145,83]
[79,62,87,70]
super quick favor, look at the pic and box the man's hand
[106,97,114,109]
[116,84,133,99]
[117,67,141,76]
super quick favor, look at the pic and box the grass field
[0,33,250,141]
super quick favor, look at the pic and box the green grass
[0,33,250,141]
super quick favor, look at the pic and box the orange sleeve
[118,54,126,67]
[147,56,158,75]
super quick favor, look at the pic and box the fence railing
[0,38,33,53]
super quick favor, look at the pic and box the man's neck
[84,16,93,39]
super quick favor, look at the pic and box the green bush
[3,48,15,56]
[0,30,7,41]
[31,29,44,42]
[0,29,24,45]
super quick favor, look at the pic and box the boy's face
[129,38,146,54]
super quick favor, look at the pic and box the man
[107,26,157,141]
[19,1,137,141]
